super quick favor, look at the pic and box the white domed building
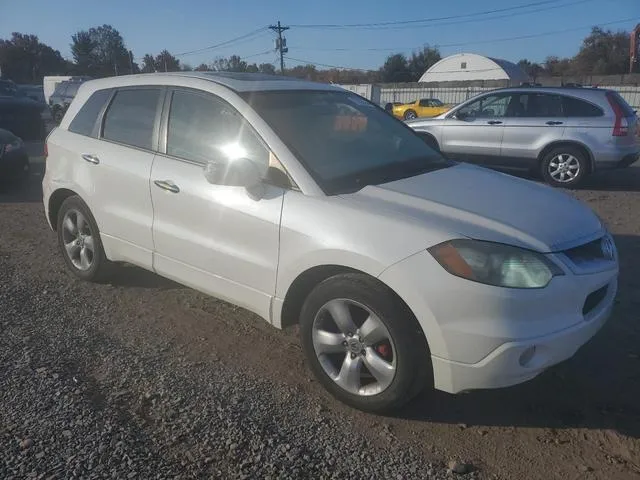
[418,53,530,84]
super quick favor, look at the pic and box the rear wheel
[56,196,113,282]
[300,273,430,413]
[403,109,418,121]
[541,146,589,188]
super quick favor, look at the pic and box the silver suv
[406,87,639,188]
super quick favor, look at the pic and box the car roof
[79,72,342,93]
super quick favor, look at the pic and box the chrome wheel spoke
[359,314,387,345]
[83,235,95,254]
[64,240,80,258]
[363,349,395,387]
[79,247,91,270]
[325,299,357,335]
[63,216,77,236]
[313,329,346,355]
[76,212,88,234]
[335,353,362,393]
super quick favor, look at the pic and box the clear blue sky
[1,0,638,70]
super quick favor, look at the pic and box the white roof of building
[79,72,341,93]
[419,53,529,83]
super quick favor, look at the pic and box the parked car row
[405,86,639,188]
[43,72,621,412]
[0,79,46,141]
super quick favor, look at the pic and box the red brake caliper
[376,343,390,359]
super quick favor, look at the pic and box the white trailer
[43,76,72,104]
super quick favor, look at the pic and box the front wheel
[541,147,589,188]
[300,273,430,413]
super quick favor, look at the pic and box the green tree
[70,31,97,75]
[70,25,131,76]
[155,50,180,72]
[258,63,276,75]
[141,54,156,73]
[195,63,210,71]
[0,32,68,82]
[409,46,441,82]
[517,59,543,80]
[573,27,629,75]
[380,54,412,83]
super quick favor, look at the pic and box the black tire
[300,273,431,413]
[403,109,418,121]
[56,195,113,282]
[541,146,589,188]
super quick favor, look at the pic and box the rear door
[500,92,565,168]
[441,92,509,164]
[88,86,163,268]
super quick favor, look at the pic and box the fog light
[519,346,536,367]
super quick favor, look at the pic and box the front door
[150,88,284,321]
[441,92,509,165]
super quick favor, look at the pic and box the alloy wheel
[548,153,580,183]
[312,298,396,396]
[61,209,95,271]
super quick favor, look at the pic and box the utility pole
[269,21,289,74]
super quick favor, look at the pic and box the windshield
[431,99,444,106]
[243,90,451,194]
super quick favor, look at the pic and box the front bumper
[430,276,615,393]
[378,249,618,394]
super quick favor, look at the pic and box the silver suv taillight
[606,91,629,137]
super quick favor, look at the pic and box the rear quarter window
[68,89,112,137]
[562,96,603,117]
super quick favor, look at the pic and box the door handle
[546,121,564,125]
[154,180,180,193]
[487,120,503,125]
[81,154,100,164]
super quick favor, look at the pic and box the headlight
[429,239,564,289]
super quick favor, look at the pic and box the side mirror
[203,154,264,188]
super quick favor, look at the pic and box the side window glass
[69,89,112,137]
[562,96,603,117]
[167,90,269,169]
[458,94,509,118]
[419,99,429,107]
[102,88,161,150]
[525,93,563,117]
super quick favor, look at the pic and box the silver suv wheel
[548,153,581,183]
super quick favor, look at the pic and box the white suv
[43,72,619,412]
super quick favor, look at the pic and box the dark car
[0,79,46,141]
[0,128,29,186]
[49,79,87,124]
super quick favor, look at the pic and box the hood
[344,164,603,252]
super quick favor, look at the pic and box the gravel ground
[1,156,639,479]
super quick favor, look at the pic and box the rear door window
[102,88,162,150]
[68,89,112,137]
[562,96,603,117]
[524,93,563,117]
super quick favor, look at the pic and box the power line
[291,16,640,53]
[289,0,590,29]
[174,27,269,57]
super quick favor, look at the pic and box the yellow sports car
[392,98,452,120]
